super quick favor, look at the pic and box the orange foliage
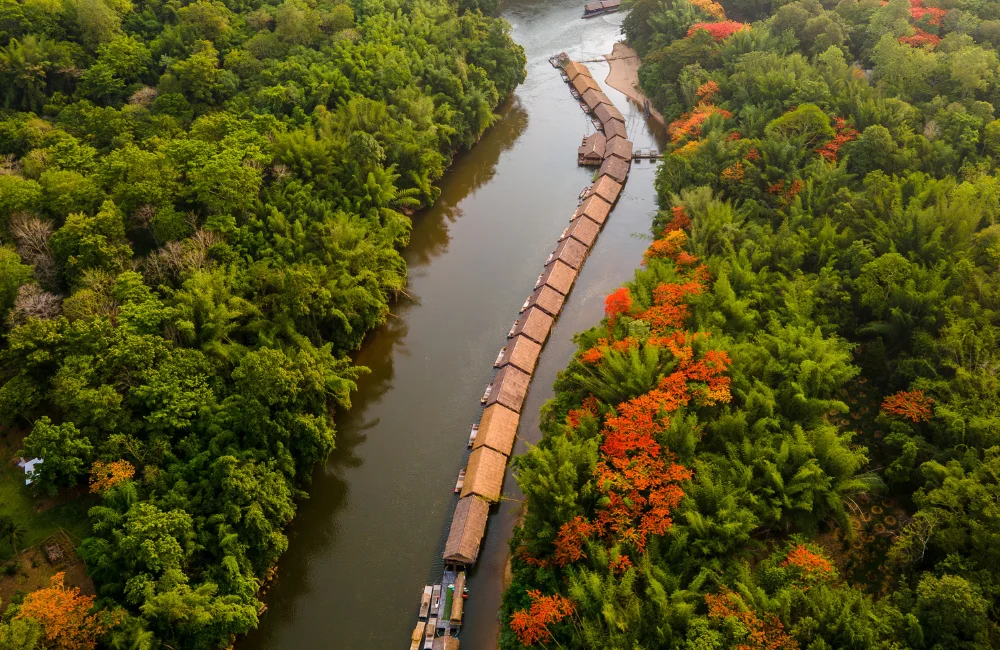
[816,117,859,163]
[722,162,745,182]
[909,0,945,25]
[881,390,934,422]
[554,516,595,566]
[566,395,599,428]
[690,0,727,19]
[88,460,135,494]
[509,591,574,646]
[609,554,633,576]
[15,573,104,650]
[687,20,750,41]
[696,80,720,101]
[580,347,604,364]
[783,545,835,584]
[746,147,761,162]
[706,589,799,650]
[898,27,941,47]
[669,103,732,143]
[664,206,692,232]
[645,229,689,262]
[605,287,633,325]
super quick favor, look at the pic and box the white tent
[16,458,43,485]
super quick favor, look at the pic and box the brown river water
[240,2,665,648]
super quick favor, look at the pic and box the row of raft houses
[409,55,636,650]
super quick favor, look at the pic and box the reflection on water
[240,0,663,648]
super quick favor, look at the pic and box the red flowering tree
[553,516,595,566]
[664,206,692,232]
[882,390,934,422]
[509,591,575,646]
[687,20,749,41]
[899,27,941,48]
[605,287,632,326]
[783,544,836,584]
[89,460,135,494]
[816,117,859,162]
[669,103,732,143]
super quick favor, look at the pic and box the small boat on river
[419,586,432,618]
[468,424,478,447]
[454,469,466,493]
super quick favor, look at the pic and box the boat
[423,618,436,649]
[520,296,531,312]
[468,424,478,447]
[481,383,493,403]
[454,468,466,493]
[432,585,442,611]
[494,347,506,367]
[419,585,432,618]
[508,319,519,337]
[410,622,425,650]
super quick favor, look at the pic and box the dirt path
[603,42,666,128]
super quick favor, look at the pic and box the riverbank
[604,42,666,128]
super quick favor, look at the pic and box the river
[240,2,664,648]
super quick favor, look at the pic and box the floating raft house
[496,335,542,375]
[563,60,591,81]
[510,306,554,345]
[606,136,633,161]
[461,446,508,501]
[571,74,601,95]
[604,118,627,140]
[432,637,460,650]
[595,102,625,125]
[473,404,520,456]
[575,194,612,225]
[599,156,631,183]
[581,88,613,112]
[485,364,531,413]
[523,285,565,317]
[562,216,601,248]
[536,259,578,296]
[548,236,589,270]
[590,175,623,204]
[443,496,489,565]
[578,132,606,165]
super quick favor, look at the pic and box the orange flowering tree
[687,20,749,41]
[669,103,732,143]
[509,590,575,646]
[816,117,859,163]
[705,589,799,650]
[15,572,105,650]
[882,390,934,422]
[782,544,836,585]
[604,287,632,326]
[898,27,941,48]
[88,460,136,494]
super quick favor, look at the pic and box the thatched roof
[578,132,606,161]
[599,156,630,183]
[572,74,601,95]
[450,573,466,625]
[511,306,554,344]
[538,258,579,296]
[549,236,589,269]
[474,403,520,456]
[497,335,541,375]
[562,216,600,247]
[605,136,633,161]
[590,175,623,204]
[461,446,508,501]
[563,61,591,81]
[443,496,489,565]
[525,285,565,317]
[575,194,612,225]
[433,637,460,650]
[595,103,625,125]
[485,364,531,413]
[603,119,627,140]
[582,88,612,111]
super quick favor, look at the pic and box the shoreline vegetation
[500,0,1000,648]
[0,0,526,647]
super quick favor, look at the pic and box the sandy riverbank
[604,42,666,128]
